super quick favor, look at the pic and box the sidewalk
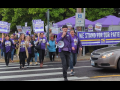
[0,53,91,63]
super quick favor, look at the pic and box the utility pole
[77,8,82,31]
[46,9,50,57]
[47,9,49,42]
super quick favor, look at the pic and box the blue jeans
[1,49,4,57]
[11,49,15,60]
[69,53,77,70]
[30,52,38,62]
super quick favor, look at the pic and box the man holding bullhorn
[56,25,75,81]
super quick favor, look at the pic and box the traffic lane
[69,60,120,78]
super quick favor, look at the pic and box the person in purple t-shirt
[69,30,82,76]
[56,25,75,81]
[36,33,49,67]
[30,35,38,65]
[10,34,16,63]
[2,34,14,67]
[17,33,28,69]
[25,36,34,68]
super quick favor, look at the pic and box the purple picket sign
[32,20,44,33]
[0,21,10,33]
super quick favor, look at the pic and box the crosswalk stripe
[25,76,90,81]
[0,66,92,74]
[0,66,92,71]
[0,64,43,67]
[0,65,53,70]
[0,63,40,66]
[0,72,71,80]
[24,76,79,81]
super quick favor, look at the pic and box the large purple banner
[78,31,120,46]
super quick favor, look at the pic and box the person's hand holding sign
[47,42,49,46]
[38,33,40,41]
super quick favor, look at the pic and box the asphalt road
[0,60,120,81]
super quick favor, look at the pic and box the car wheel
[117,59,120,71]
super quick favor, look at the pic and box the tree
[113,8,120,17]
[85,8,116,21]
[28,8,76,23]
[2,8,15,31]
[1,8,116,31]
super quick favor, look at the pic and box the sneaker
[35,62,38,65]
[70,72,74,76]
[30,62,32,65]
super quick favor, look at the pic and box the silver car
[90,43,120,70]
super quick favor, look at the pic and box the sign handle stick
[55,35,57,48]
[38,33,40,41]
[55,35,56,42]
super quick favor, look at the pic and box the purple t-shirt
[20,40,25,52]
[38,37,48,50]
[5,40,11,53]
[71,35,82,53]
[10,39,15,49]
[27,42,32,54]
[56,32,74,52]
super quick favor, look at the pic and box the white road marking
[0,65,53,70]
[24,76,90,81]
[0,66,92,74]
[25,76,79,81]
[0,72,71,80]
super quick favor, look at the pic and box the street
[0,60,120,81]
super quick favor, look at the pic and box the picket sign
[0,21,10,33]
[32,19,44,33]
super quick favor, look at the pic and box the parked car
[90,42,120,71]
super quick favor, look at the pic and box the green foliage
[0,8,116,32]
[85,8,116,21]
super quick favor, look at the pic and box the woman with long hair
[25,35,34,68]
[30,35,38,65]
[69,29,82,76]
[37,33,49,67]
[2,34,14,67]
[17,33,28,69]
[10,34,16,63]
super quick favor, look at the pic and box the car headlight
[102,52,114,59]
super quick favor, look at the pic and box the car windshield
[115,42,120,46]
